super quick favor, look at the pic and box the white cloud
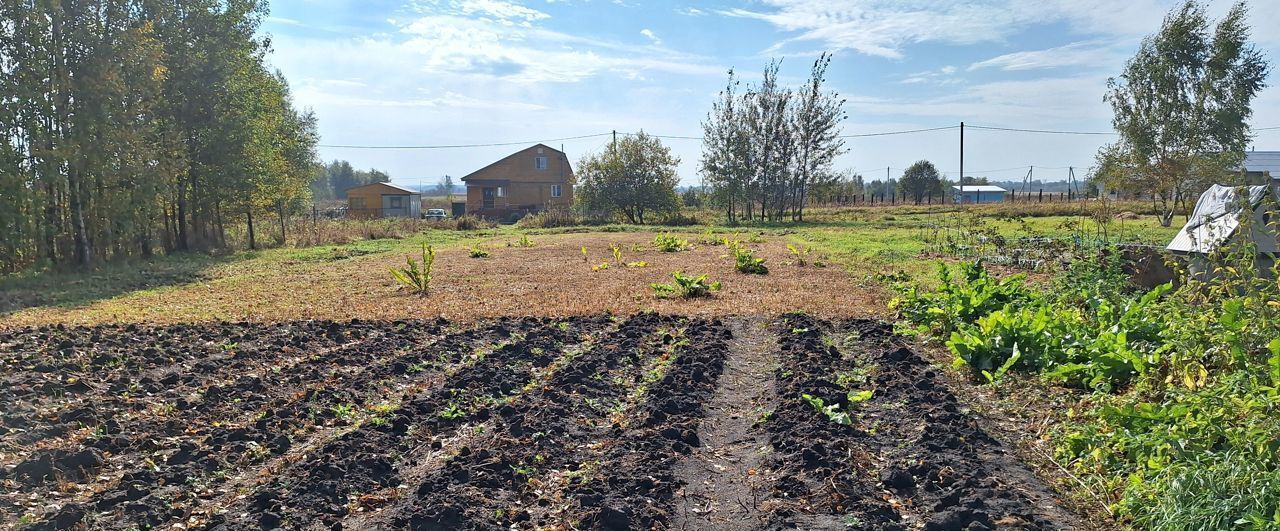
[640,28,661,45]
[675,7,706,16]
[901,66,961,85]
[848,75,1113,124]
[968,40,1120,71]
[266,16,306,27]
[411,0,550,25]
[719,1,1054,59]
[714,0,1278,59]
[293,85,548,111]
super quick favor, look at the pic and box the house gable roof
[461,144,570,183]
[345,182,420,195]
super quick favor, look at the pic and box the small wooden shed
[345,182,422,219]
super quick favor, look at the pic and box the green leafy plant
[654,233,690,252]
[610,243,623,264]
[469,246,490,258]
[802,394,850,425]
[390,243,435,296]
[733,247,769,274]
[651,271,720,299]
[591,262,609,272]
[439,403,466,420]
[626,261,648,268]
[581,245,588,262]
[331,403,356,420]
[896,235,1280,527]
[787,244,812,266]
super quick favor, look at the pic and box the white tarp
[1168,184,1279,254]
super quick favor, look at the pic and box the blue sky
[262,0,1280,188]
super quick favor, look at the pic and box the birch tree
[1096,0,1269,226]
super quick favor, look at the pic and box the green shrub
[787,244,812,266]
[452,215,494,230]
[894,236,1280,526]
[468,246,489,258]
[653,233,690,252]
[733,248,768,275]
[890,261,1033,336]
[516,209,580,229]
[651,271,720,298]
[658,212,700,226]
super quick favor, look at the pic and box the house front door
[483,188,496,209]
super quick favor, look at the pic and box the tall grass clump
[888,193,1280,526]
[390,243,435,296]
[516,209,581,229]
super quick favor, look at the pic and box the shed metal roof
[951,185,1007,192]
[344,182,421,195]
[1242,151,1280,176]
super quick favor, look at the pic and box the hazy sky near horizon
[262,0,1280,188]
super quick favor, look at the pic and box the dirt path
[671,316,777,531]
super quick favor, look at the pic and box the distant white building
[952,185,1007,204]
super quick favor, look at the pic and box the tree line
[0,0,317,272]
[310,160,391,201]
[699,53,847,223]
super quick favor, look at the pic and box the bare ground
[671,316,779,530]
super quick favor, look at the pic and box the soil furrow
[209,316,609,530]
[671,316,778,531]
[837,319,1081,531]
[564,316,731,530]
[761,313,904,530]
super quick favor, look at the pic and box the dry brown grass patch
[3,232,887,327]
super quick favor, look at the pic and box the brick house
[460,144,574,220]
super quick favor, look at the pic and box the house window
[389,196,403,208]
[535,156,548,170]
[496,187,505,197]
[550,184,562,198]
[351,197,366,210]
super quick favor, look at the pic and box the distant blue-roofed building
[952,185,1007,204]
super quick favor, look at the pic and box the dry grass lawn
[2,231,886,327]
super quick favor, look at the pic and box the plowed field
[1,315,1080,530]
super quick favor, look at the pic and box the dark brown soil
[0,314,1084,530]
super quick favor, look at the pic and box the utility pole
[959,121,965,205]
[611,130,617,155]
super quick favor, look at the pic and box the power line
[966,125,1117,136]
[318,133,611,149]
[316,124,1280,149]
[841,125,958,138]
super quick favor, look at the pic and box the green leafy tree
[897,160,945,203]
[0,0,320,269]
[790,52,846,220]
[576,132,680,224]
[1096,0,1269,226]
